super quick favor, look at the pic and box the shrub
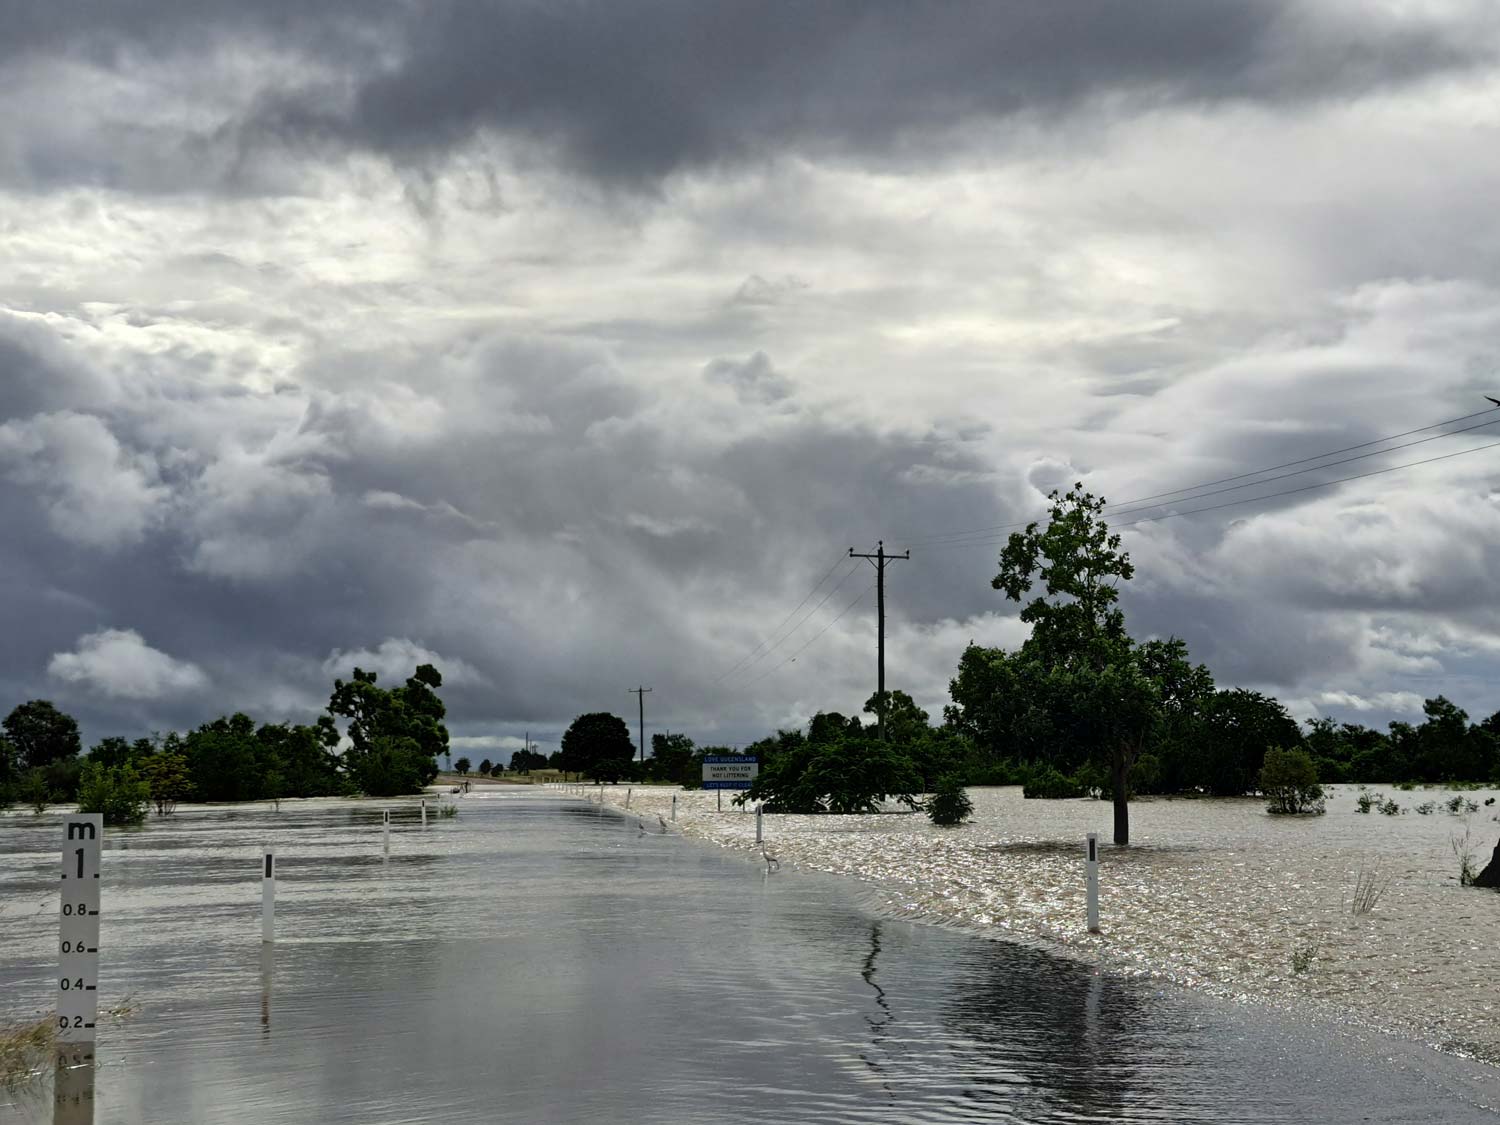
[77,761,149,826]
[1355,792,1379,813]
[18,769,51,815]
[138,752,194,815]
[1379,797,1401,816]
[1259,747,1325,815]
[742,735,919,814]
[926,775,974,826]
[1022,764,1085,800]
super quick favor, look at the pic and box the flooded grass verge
[588,782,1500,1067]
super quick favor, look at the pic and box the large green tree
[328,664,448,796]
[648,732,696,785]
[992,485,1153,845]
[1191,689,1300,795]
[559,712,635,782]
[4,700,81,770]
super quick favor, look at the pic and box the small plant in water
[1355,792,1380,814]
[1416,801,1436,815]
[1291,938,1320,975]
[437,802,458,819]
[1378,798,1401,816]
[1348,863,1390,914]
[1451,824,1480,886]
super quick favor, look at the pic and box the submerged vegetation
[0,1014,53,1089]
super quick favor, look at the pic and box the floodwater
[2,792,1499,1124]
[645,784,1500,1065]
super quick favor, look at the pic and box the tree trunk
[1111,752,1130,846]
[1475,839,1500,888]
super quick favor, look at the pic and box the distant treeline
[0,664,451,816]
[549,686,1500,804]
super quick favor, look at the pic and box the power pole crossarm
[847,540,910,740]
[628,686,653,762]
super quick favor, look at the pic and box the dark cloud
[2,2,1495,190]
[0,315,1014,746]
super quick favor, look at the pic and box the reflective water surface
[3,793,1499,1123]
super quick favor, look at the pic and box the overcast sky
[4,1,1500,758]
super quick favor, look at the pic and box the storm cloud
[3,2,1500,751]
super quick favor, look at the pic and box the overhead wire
[713,551,849,682]
[921,436,1500,549]
[722,557,866,680]
[744,581,879,687]
[900,405,1500,548]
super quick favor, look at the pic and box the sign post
[383,809,391,857]
[703,756,758,815]
[671,794,677,822]
[1085,832,1100,933]
[421,798,427,828]
[57,814,102,1056]
[756,805,763,844]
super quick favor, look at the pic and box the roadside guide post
[262,850,275,943]
[1086,832,1100,933]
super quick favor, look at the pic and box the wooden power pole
[848,540,909,740]
[628,686,652,761]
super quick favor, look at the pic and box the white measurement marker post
[755,805,763,844]
[262,850,275,943]
[1085,832,1101,933]
[57,814,102,1059]
[421,798,427,828]
[383,809,391,856]
[671,794,677,822]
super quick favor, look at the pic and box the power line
[729,559,866,679]
[744,581,878,687]
[901,405,1500,547]
[921,435,1500,549]
[1120,405,1500,506]
[923,414,1500,547]
[713,551,848,682]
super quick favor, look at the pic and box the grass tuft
[0,1015,55,1089]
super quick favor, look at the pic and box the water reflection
[3,796,1499,1124]
[258,945,273,1037]
[51,1053,94,1125]
[941,946,1139,1121]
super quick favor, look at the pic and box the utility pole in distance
[849,540,909,740]
[628,686,652,762]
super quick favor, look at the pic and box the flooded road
[3,792,1498,1123]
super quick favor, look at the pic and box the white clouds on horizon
[48,629,209,700]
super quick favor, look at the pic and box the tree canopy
[328,664,448,796]
[560,712,635,782]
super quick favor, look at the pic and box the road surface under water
[2,792,1498,1123]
